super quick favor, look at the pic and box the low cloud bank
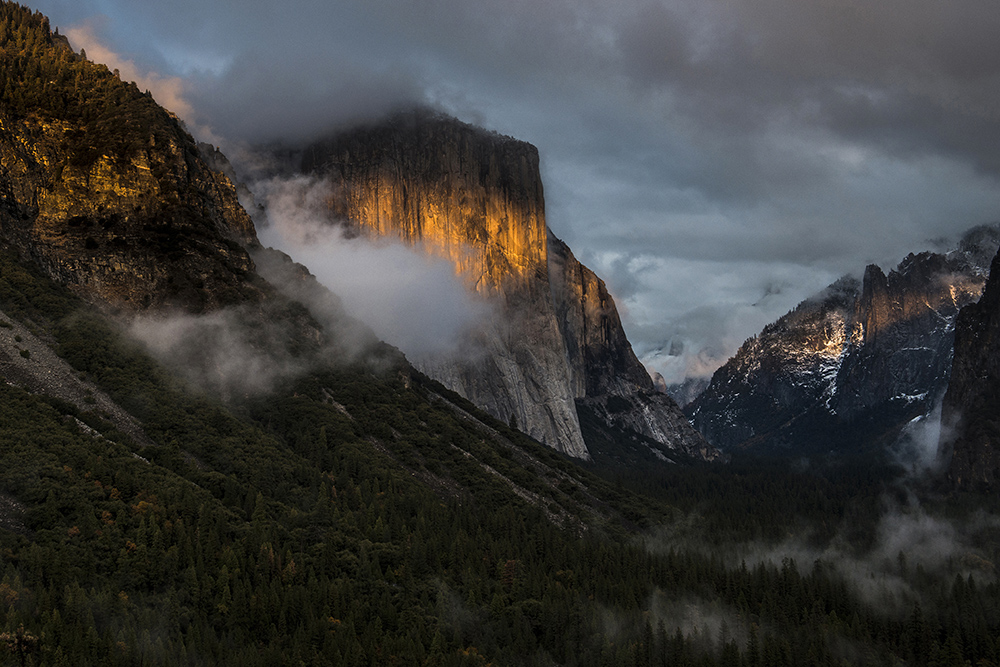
[123,168,493,402]
[129,306,314,400]
[252,174,491,361]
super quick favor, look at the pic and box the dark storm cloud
[614,0,1000,173]
[36,0,622,142]
[31,0,1000,382]
[34,0,1000,185]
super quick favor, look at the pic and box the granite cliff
[285,111,717,461]
[688,225,999,454]
[300,112,546,295]
[941,247,1000,488]
[0,9,711,464]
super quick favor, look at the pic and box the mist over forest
[2,2,1000,666]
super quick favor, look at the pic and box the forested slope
[3,3,1000,666]
[7,271,1000,667]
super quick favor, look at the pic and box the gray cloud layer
[33,0,1000,382]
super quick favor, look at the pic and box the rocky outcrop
[288,111,716,461]
[301,111,546,294]
[548,232,718,460]
[688,226,999,454]
[834,252,984,419]
[0,111,262,311]
[941,248,1000,488]
[0,16,261,312]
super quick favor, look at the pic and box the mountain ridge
[266,110,719,462]
[687,224,1000,455]
[0,7,261,312]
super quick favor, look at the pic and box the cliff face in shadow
[548,232,716,459]
[292,111,716,461]
[548,233,650,398]
[0,8,261,312]
[941,248,1000,488]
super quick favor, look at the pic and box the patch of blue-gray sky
[32,0,1000,383]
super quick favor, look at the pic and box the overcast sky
[32,0,1000,383]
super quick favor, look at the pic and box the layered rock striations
[0,9,261,312]
[300,112,546,294]
[688,226,999,454]
[941,247,1000,488]
[291,111,716,461]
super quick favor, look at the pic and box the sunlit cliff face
[328,179,547,295]
[302,114,549,296]
[2,115,260,311]
[855,264,987,347]
[783,269,986,360]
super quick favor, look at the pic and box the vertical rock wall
[296,111,715,461]
[300,112,588,456]
[301,112,547,294]
[942,248,1000,488]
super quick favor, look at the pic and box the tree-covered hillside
[4,2,1000,665]
[2,196,1000,667]
[0,245,660,665]
[0,2,176,168]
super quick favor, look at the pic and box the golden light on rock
[303,113,550,297]
[1,113,259,311]
[324,165,547,296]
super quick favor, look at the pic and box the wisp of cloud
[253,174,490,361]
[129,306,312,400]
